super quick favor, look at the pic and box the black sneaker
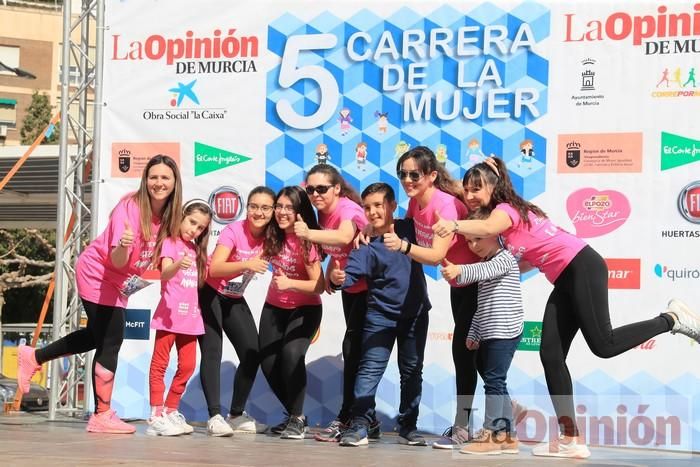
[339,423,368,447]
[280,415,306,439]
[398,429,427,446]
[314,419,347,442]
[367,419,381,440]
[268,415,289,435]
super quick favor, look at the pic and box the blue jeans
[350,309,428,433]
[476,335,522,434]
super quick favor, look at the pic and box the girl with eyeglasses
[17,154,182,434]
[294,164,381,442]
[259,186,325,440]
[433,156,700,458]
[384,145,481,449]
[147,200,211,437]
[198,186,275,437]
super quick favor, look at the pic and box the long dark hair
[462,157,546,228]
[263,186,322,263]
[396,146,465,204]
[182,200,212,287]
[306,164,362,206]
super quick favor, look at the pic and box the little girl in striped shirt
[441,207,523,456]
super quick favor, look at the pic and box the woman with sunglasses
[293,164,381,442]
[198,186,275,437]
[17,154,182,434]
[383,145,480,449]
[259,186,325,440]
[433,156,700,458]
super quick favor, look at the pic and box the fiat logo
[209,186,244,224]
[678,181,700,224]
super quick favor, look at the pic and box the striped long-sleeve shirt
[455,248,524,342]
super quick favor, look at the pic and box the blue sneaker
[432,425,470,449]
[398,429,427,446]
[340,424,368,447]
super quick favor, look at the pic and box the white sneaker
[226,412,267,433]
[667,299,700,343]
[166,410,194,435]
[532,437,591,458]
[207,414,234,437]
[146,415,185,437]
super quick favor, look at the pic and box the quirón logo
[654,263,700,281]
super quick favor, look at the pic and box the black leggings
[35,298,125,411]
[258,302,322,416]
[198,284,261,417]
[540,246,672,436]
[338,290,368,422]
[450,284,478,428]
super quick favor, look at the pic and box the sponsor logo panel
[557,133,642,173]
[605,258,641,289]
[661,133,700,171]
[111,142,180,178]
[194,142,252,176]
[124,309,151,340]
[566,188,631,238]
[208,186,244,224]
[517,321,542,352]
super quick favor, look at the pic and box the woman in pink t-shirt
[434,156,700,458]
[147,199,211,437]
[383,146,480,447]
[293,164,377,441]
[17,154,182,434]
[198,186,275,437]
[260,185,324,440]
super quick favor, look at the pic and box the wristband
[452,220,459,233]
[402,238,412,255]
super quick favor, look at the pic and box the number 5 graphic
[276,34,339,130]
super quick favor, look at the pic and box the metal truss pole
[50,0,104,420]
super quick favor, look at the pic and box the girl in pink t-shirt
[18,155,182,435]
[293,164,375,440]
[260,186,324,440]
[382,146,480,446]
[198,186,275,437]
[147,200,211,437]
[435,156,700,458]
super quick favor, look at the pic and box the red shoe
[86,410,136,434]
[17,345,41,394]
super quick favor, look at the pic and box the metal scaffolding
[50,0,104,419]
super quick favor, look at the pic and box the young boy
[440,207,524,455]
[330,183,431,447]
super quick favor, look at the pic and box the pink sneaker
[17,345,41,394]
[86,410,136,434]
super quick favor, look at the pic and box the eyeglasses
[274,204,295,213]
[247,203,273,214]
[397,170,424,182]
[305,184,333,195]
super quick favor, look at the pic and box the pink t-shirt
[76,196,160,308]
[205,220,264,297]
[496,203,586,283]
[318,197,368,294]
[151,237,204,335]
[406,189,479,287]
[266,234,323,309]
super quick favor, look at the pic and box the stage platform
[1,412,697,466]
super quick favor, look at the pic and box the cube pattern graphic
[266,5,549,268]
[114,349,700,451]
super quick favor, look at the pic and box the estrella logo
[168,79,199,107]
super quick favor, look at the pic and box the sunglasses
[397,170,424,182]
[305,184,334,195]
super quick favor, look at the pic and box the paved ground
[1,412,698,466]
